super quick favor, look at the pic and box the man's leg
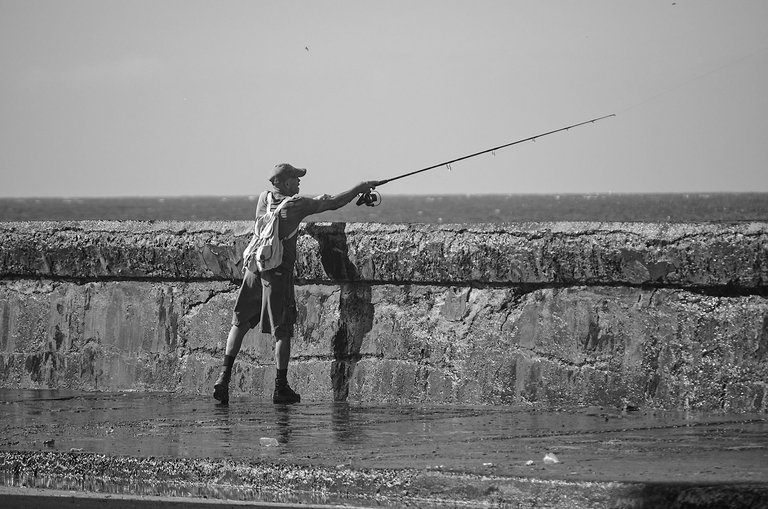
[275,335,290,369]
[216,270,262,404]
[262,269,300,404]
[226,324,250,358]
[273,333,300,404]
[214,325,249,404]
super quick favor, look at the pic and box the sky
[1,0,767,197]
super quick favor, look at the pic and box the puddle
[2,388,767,497]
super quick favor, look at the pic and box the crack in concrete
[183,286,235,317]
[0,274,245,285]
[513,343,609,371]
[295,278,768,297]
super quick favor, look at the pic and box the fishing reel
[356,190,382,207]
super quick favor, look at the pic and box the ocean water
[1,193,766,223]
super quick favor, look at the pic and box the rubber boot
[213,355,234,404]
[273,369,300,404]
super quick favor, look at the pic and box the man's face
[283,176,300,196]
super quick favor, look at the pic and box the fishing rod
[356,113,616,206]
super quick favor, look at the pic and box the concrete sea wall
[0,221,766,411]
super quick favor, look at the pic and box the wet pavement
[1,389,767,508]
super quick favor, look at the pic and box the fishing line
[615,43,768,115]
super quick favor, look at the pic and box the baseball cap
[270,163,307,182]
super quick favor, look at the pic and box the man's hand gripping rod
[356,113,616,206]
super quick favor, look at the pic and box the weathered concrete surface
[1,222,767,410]
[1,279,766,410]
[1,391,767,508]
[1,221,766,286]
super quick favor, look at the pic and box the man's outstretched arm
[312,180,383,213]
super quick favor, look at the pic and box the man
[213,163,381,404]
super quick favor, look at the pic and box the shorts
[231,268,296,339]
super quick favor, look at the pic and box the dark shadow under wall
[305,223,374,401]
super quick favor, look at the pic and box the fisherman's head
[270,163,306,196]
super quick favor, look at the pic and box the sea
[1,193,766,224]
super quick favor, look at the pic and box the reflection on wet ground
[2,389,767,485]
